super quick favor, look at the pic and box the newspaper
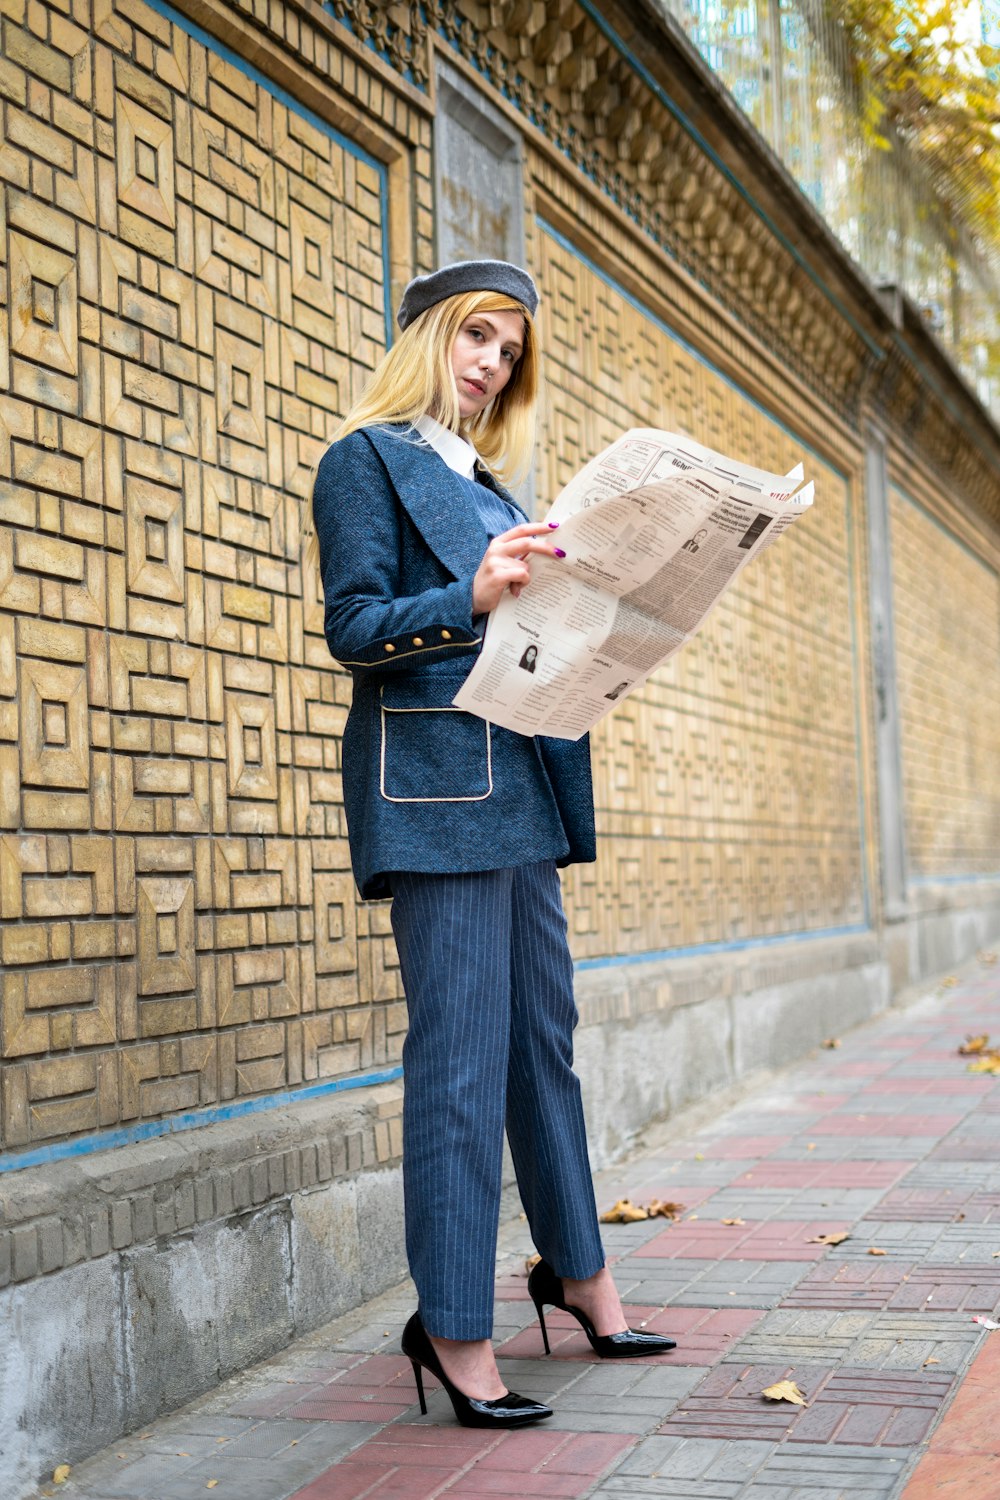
[452,428,813,741]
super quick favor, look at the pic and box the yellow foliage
[828,0,1000,258]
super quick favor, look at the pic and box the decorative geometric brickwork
[889,486,1000,877]
[0,0,395,1149]
[535,229,867,960]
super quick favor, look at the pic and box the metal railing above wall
[655,0,1000,422]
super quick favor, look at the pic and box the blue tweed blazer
[312,423,596,899]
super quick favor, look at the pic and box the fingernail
[554,548,566,558]
[548,521,560,529]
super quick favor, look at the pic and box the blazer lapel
[475,463,530,524]
[365,424,489,581]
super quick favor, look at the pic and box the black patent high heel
[400,1312,553,1428]
[528,1259,677,1358]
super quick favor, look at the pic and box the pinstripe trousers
[389,861,606,1340]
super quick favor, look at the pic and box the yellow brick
[0,52,27,105]
[22,791,90,828]
[222,583,271,623]
[13,446,84,498]
[15,532,85,582]
[7,102,75,175]
[29,1095,99,1138]
[4,24,72,91]
[23,877,93,918]
[2,924,49,965]
[17,617,87,661]
[27,1053,96,1099]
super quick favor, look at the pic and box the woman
[312,260,674,1429]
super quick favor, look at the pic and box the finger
[492,535,566,559]
[497,520,559,541]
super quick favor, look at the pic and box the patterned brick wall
[0,0,404,1149]
[532,227,868,958]
[4,0,988,1159]
[889,487,1000,877]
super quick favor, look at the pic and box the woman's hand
[472,522,565,615]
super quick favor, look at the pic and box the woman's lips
[463,378,486,396]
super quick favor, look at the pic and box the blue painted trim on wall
[575,922,871,971]
[573,0,884,363]
[909,873,1000,886]
[0,1066,405,1176]
[142,0,394,349]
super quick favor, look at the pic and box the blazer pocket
[379,678,492,803]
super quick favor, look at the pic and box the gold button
[412,637,423,646]
[384,642,395,653]
[441,630,452,641]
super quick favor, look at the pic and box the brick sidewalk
[38,959,1000,1500]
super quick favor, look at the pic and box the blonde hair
[303,290,538,571]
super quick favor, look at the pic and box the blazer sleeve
[313,431,482,674]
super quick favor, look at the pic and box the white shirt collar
[414,413,478,479]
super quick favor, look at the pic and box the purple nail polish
[548,521,560,528]
[554,547,566,558]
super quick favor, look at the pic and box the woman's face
[450,309,525,419]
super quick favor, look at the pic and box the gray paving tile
[833,1222,946,1259]
[771,1139,935,1162]
[923,1223,1000,1262]
[848,1310,984,1371]
[699,1188,884,1221]
[68,1451,205,1498]
[673,1261,815,1308]
[594,1435,774,1496]
[741,1443,908,1497]
[897,1160,1000,1188]
[721,1308,873,1362]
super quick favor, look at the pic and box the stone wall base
[3,896,1000,1499]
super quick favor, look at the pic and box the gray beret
[396,259,539,330]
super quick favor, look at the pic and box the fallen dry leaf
[967,1053,1000,1075]
[979,950,997,966]
[821,1038,841,1049]
[761,1380,807,1405]
[52,1467,71,1486]
[806,1143,817,1151]
[959,1035,989,1055]
[721,1218,745,1226]
[923,1358,940,1367]
[940,976,958,988]
[868,1247,887,1256]
[647,1200,686,1219]
[808,1232,851,1246]
[599,1198,649,1223]
[206,1484,219,1492]
[524,1253,541,1273]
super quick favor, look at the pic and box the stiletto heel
[527,1260,677,1358]
[400,1312,553,1428]
[534,1297,551,1355]
[410,1358,427,1415]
